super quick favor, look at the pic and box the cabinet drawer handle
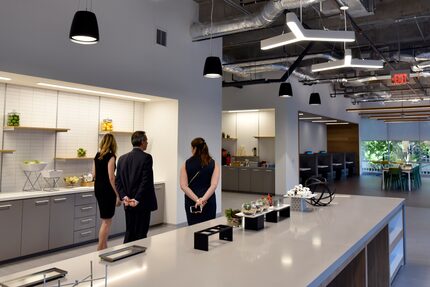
[265,170,273,172]
[81,194,93,198]
[241,169,247,171]
[80,231,92,236]
[0,204,12,210]
[35,200,49,205]
[253,169,260,171]
[81,218,93,223]
[81,206,93,211]
[54,198,67,202]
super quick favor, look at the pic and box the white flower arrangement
[287,184,313,198]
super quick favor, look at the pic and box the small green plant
[77,148,87,157]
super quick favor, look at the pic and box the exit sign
[391,71,410,85]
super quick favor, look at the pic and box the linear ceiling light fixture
[347,105,430,112]
[0,76,11,81]
[227,109,259,113]
[37,83,151,102]
[326,122,349,125]
[311,49,384,72]
[369,115,430,120]
[384,119,430,123]
[312,120,338,123]
[299,117,322,120]
[261,13,355,50]
[69,0,99,45]
[203,0,222,78]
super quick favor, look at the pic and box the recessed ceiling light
[326,122,349,125]
[37,83,151,102]
[0,76,11,81]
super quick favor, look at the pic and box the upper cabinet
[258,110,275,137]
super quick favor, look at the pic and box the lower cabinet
[263,169,275,194]
[150,184,165,226]
[49,195,75,250]
[21,198,50,256]
[110,204,126,235]
[250,169,265,194]
[74,193,96,244]
[222,167,238,191]
[238,168,251,192]
[0,200,22,261]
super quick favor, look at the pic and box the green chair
[387,168,404,191]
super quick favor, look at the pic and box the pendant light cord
[300,0,303,23]
[210,0,214,56]
[343,9,347,51]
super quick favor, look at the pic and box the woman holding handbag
[180,137,220,225]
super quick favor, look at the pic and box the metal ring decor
[304,176,335,206]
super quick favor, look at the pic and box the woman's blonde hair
[99,133,117,159]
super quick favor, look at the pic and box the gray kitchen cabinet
[49,195,75,250]
[75,192,96,205]
[74,228,96,243]
[250,169,265,194]
[0,200,23,261]
[222,166,238,191]
[74,203,96,218]
[150,183,165,226]
[263,169,275,194]
[238,168,251,192]
[21,197,50,256]
[110,205,126,235]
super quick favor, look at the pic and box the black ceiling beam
[222,78,280,88]
[280,42,315,82]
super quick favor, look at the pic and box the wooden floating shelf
[55,157,93,161]
[99,131,134,135]
[254,136,275,139]
[4,126,70,132]
[0,149,15,153]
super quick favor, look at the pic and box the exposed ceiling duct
[223,53,338,79]
[191,0,326,41]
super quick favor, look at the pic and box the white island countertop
[0,195,404,287]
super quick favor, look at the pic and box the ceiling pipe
[191,0,326,41]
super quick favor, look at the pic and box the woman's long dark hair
[191,137,212,166]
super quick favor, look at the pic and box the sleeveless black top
[185,156,215,206]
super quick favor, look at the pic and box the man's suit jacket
[116,147,158,212]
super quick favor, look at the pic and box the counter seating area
[299,152,356,184]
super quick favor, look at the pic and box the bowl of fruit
[21,160,48,172]
[64,176,80,187]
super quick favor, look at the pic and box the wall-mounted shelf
[3,126,70,132]
[254,136,275,139]
[55,157,93,161]
[0,149,15,153]
[99,131,134,136]
[222,137,237,140]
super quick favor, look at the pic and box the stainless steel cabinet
[150,184,165,226]
[21,197,50,256]
[238,168,251,192]
[0,200,22,261]
[222,167,238,191]
[49,195,75,250]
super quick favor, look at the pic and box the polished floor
[1,176,429,286]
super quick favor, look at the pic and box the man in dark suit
[116,131,158,243]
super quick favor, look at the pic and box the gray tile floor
[1,177,429,286]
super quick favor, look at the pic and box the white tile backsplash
[0,85,145,192]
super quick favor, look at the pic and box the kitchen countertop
[0,195,404,287]
[0,181,165,202]
[222,165,275,170]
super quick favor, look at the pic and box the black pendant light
[69,1,99,45]
[203,0,222,78]
[279,82,293,98]
[309,93,321,105]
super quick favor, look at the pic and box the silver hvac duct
[191,0,326,40]
[223,53,338,80]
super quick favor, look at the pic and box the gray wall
[299,121,327,154]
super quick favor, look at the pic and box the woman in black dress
[180,137,220,225]
[92,133,121,250]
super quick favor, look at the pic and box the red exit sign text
[391,73,409,85]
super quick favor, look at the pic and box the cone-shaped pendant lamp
[70,10,99,45]
[279,83,293,98]
[309,93,321,105]
[203,0,222,78]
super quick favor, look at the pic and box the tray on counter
[0,267,67,287]
[99,245,147,262]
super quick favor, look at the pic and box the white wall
[223,77,359,194]
[299,121,327,153]
[0,0,222,224]
[360,118,429,141]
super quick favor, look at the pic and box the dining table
[381,166,414,192]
